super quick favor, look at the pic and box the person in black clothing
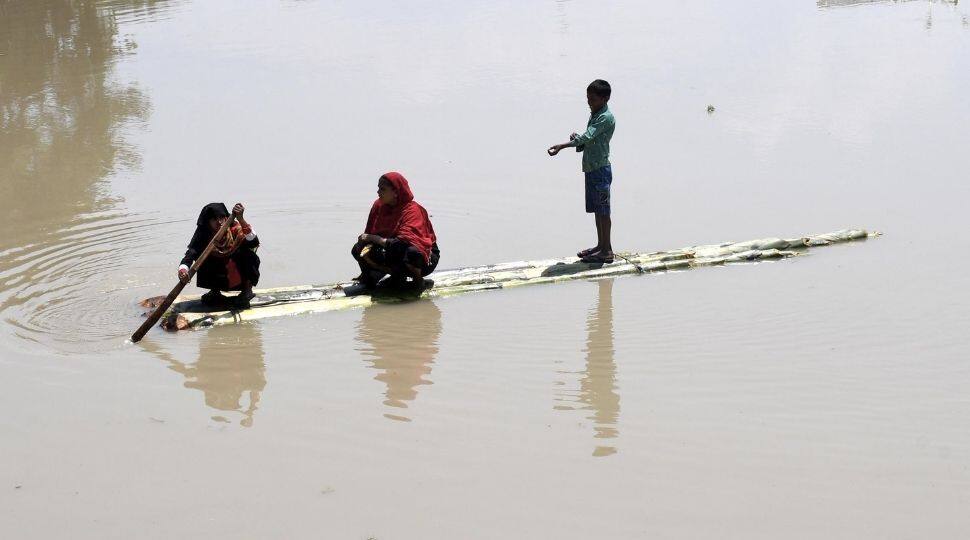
[178,202,260,308]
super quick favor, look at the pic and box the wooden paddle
[131,214,237,343]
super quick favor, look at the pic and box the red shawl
[364,172,437,263]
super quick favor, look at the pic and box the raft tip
[139,295,167,309]
[160,313,190,332]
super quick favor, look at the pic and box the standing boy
[547,79,616,263]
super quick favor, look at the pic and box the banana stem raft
[139,229,878,332]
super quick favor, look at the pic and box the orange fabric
[225,259,242,289]
[213,223,251,258]
[213,223,250,287]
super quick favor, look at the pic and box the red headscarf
[365,172,437,263]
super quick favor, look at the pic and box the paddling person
[351,172,440,291]
[178,202,260,308]
[547,79,616,263]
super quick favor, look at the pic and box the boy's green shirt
[569,104,615,172]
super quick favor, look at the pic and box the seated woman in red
[178,202,261,308]
[352,172,440,291]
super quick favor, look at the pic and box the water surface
[1,1,968,538]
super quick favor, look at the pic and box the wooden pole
[131,214,237,342]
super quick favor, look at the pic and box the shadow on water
[555,279,620,457]
[356,300,442,422]
[0,1,171,351]
[144,324,267,427]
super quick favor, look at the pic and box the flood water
[2,0,969,537]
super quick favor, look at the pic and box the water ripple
[0,210,169,353]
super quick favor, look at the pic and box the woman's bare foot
[234,284,256,309]
[201,290,227,306]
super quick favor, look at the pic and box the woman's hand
[232,203,245,217]
[178,265,189,281]
[359,233,385,246]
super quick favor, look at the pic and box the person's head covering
[365,172,436,263]
[188,202,238,255]
[380,172,414,206]
[196,202,230,227]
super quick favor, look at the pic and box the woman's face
[377,178,398,205]
[208,216,226,232]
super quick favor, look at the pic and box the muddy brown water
[1,1,969,538]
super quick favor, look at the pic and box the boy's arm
[547,141,572,155]
[548,115,610,156]
[569,115,610,147]
[571,132,584,153]
[547,131,586,156]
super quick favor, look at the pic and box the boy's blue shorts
[584,165,612,216]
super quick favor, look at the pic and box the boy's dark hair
[587,79,611,100]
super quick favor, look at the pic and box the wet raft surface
[142,229,877,332]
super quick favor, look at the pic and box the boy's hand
[178,265,189,281]
[547,145,563,156]
[569,133,578,140]
[232,203,245,217]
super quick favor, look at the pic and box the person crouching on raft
[178,202,261,308]
[352,172,440,291]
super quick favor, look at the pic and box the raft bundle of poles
[136,229,878,335]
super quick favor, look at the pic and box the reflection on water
[817,0,959,7]
[0,1,166,350]
[582,279,620,457]
[556,279,620,457]
[149,325,266,427]
[817,0,967,29]
[356,301,442,422]
[0,0,157,236]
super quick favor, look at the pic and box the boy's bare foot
[581,251,614,264]
[577,247,600,258]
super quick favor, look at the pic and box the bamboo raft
[139,229,878,332]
